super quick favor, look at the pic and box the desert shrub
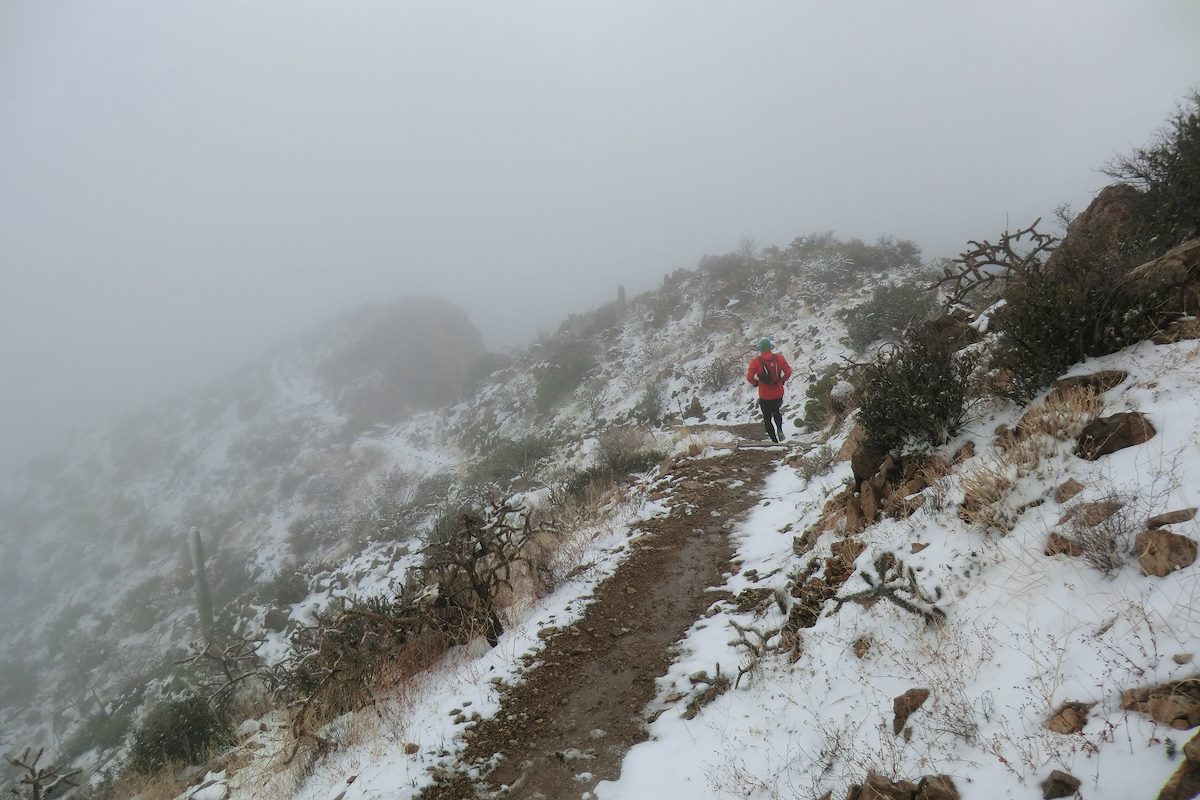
[463,351,513,395]
[595,426,646,472]
[794,445,837,481]
[698,351,745,392]
[857,328,980,452]
[468,435,553,488]
[839,281,937,351]
[992,244,1159,399]
[632,386,664,426]
[1105,92,1200,251]
[1068,502,1136,576]
[118,576,171,635]
[534,337,598,414]
[0,659,39,709]
[126,693,232,774]
[288,511,344,560]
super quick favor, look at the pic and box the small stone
[589,729,607,739]
[893,688,930,735]
[404,742,419,755]
[911,542,929,553]
[1039,769,1080,799]
[1045,532,1082,558]
[1175,654,1195,665]
[1045,701,1093,734]
[1053,478,1084,504]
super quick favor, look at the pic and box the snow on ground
[218,491,671,800]
[597,338,1200,799]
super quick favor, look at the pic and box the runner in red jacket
[746,339,793,443]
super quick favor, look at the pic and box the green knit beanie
[758,338,773,352]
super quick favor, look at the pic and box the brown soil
[417,444,779,800]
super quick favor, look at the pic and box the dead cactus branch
[5,748,81,800]
[932,219,1059,308]
[832,552,946,625]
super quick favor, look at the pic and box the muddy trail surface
[417,438,781,800]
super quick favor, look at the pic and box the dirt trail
[418,436,779,800]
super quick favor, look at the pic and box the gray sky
[2,1,1199,469]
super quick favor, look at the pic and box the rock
[1039,769,1081,799]
[860,481,881,523]
[1054,478,1085,504]
[915,775,960,800]
[1160,731,1200,800]
[1122,678,1200,728]
[893,688,931,735]
[683,396,706,421]
[1149,508,1199,529]
[852,442,888,485]
[1051,184,1145,270]
[1058,499,1125,528]
[1153,317,1200,344]
[911,542,929,553]
[1047,369,1129,402]
[847,772,919,800]
[1122,237,1200,316]
[404,742,419,755]
[853,636,871,658]
[1136,529,1198,577]
[263,607,291,632]
[1074,412,1156,460]
[1176,654,1195,666]
[916,314,981,351]
[838,425,866,462]
[1045,701,1093,734]
[1045,532,1082,558]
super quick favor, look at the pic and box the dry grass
[1014,386,1104,442]
[595,426,648,472]
[793,445,837,481]
[958,461,1015,533]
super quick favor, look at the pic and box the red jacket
[746,351,792,400]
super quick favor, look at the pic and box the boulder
[893,688,931,735]
[1049,183,1145,272]
[1054,478,1085,504]
[1040,770,1081,799]
[1122,238,1200,316]
[852,442,889,485]
[1136,529,1198,577]
[1074,412,1156,460]
[1149,508,1198,529]
[263,607,291,632]
[1058,499,1125,528]
[1048,369,1129,402]
[1045,701,1093,734]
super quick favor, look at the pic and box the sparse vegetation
[839,280,937,351]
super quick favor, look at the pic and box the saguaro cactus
[189,527,215,640]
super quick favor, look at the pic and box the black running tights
[758,398,783,442]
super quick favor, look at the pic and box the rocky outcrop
[1074,412,1156,459]
[1122,238,1200,317]
[1136,529,1198,577]
[1047,184,1146,273]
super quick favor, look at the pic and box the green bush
[1106,92,1200,251]
[839,281,936,351]
[534,338,598,414]
[126,693,232,774]
[467,435,553,488]
[992,244,1159,400]
[857,328,979,452]
[802,366,841,429]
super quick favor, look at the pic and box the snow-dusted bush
[126,693,232,775]
[838,280,937,352]
[856,327,980,452]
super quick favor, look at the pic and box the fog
[2,1,1198,469]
